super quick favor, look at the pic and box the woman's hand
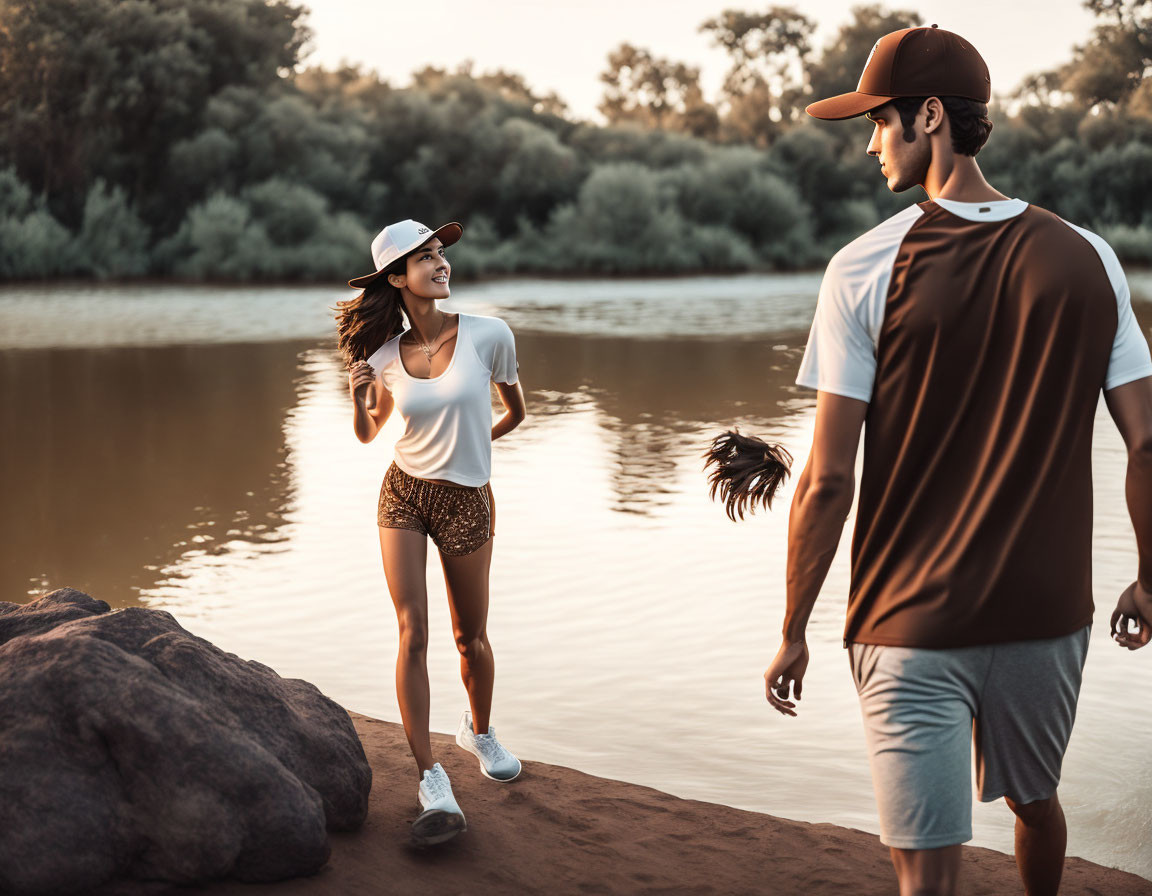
[348,360,377,410]
[349,360,392,443]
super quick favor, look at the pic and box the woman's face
[395,238,451,300]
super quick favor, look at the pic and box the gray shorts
[848,626,1090,850]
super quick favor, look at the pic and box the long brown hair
[334,257,411,367]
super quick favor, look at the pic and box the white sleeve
[488,318,519,385]
[1062,221,1152,390]
[795,206,924,402]
[795,255,878,402]
[1105,274,1152,390]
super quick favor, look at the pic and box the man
[765,25,1152,896]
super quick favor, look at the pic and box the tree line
[0,0,1149,282]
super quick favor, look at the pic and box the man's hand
[764,640,810,717]
[1112,581,1152,650]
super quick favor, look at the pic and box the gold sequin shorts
[378,462,494,556]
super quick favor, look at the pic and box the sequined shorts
[377,462,494,556]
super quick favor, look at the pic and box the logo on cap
[417,227,429,234]
[858,40,881,90]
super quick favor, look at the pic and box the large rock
[0,588,372,895]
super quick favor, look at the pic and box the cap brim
[805,92,898,121]
[347,269,384,290]
[347,221,464,289]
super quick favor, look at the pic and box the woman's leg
[439,536,495,734]
[379,526,434,776]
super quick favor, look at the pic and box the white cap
[348,219,462,289]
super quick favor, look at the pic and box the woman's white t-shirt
[367,312,518,486]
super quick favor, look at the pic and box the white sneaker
[456,710,522,781]
[411,762,466,845]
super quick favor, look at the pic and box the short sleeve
[1104,269,1152,390]
[1061,221,1152,391]
[793,204,921,403]
[489,319,519,385]
[794,255,879,403]
[366,338,398,392]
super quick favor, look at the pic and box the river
[2,272,1150,878]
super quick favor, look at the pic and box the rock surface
[0,588,372,896]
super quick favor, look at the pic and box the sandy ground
[197,713,1151,896]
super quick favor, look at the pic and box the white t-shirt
[796,198,1152,400]
[367,312,518,486]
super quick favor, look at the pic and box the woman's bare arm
[492,380,525,441]
[349,361,394,443]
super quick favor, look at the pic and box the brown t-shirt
[796,198,1152,647]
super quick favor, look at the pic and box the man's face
[865,102,931,193]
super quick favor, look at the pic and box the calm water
[2,275,1151,879]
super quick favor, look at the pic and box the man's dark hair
[889,96,993,157]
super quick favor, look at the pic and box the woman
[335,219,526,845]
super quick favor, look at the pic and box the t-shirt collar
[932,197,1028,222]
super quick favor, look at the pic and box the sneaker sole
[455,732,523,782]
[411,808,466,845]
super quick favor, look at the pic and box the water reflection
[0,342,309,604]
[8,294,1149,598]
[1,330,810,604]
[516,333,809,515]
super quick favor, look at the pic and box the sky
[297,0,1098,120]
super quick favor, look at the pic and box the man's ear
[923,97,945,135]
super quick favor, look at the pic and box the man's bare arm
[766,391,867,715]
[1104,376,1152,648]
[785,392,867,638]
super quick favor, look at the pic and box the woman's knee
[454,631,488,658]
[398,617,429,655]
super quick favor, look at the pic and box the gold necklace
[411,313,447,363]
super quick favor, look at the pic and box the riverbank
[197,713,1152,895]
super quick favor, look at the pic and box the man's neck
[922,154,1009,203]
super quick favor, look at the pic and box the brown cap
[806,25,990,121]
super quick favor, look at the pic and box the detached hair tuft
[704,430,793,521]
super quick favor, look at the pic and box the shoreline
[2,263,1151,291]
[195,712,1152,895]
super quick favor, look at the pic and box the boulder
[0,588,372,895]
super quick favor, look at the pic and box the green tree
[163,193,274,280]
[75,180,150,278]
[473,68,569,118]
[1050,0,1151,110]
[699,7,816,143]
[599,44,719,137]
[663,147,816,265]
[492,119,585,229]
[0,168,74,277]
[0,0,309,224]
[242,178,327,245]
[546,163,693,272]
